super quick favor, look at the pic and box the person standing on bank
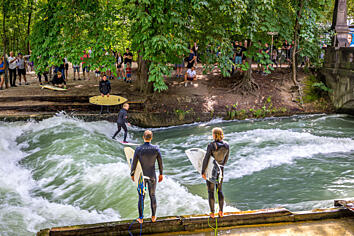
[123,48,133,80]
[7,51,18,87]
[131,130,163,224]
[112,103,130,143]
[99,74,111,114]
[202,127,229,219]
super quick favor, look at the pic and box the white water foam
[224,128,354,180]
[1,115,239,235]
[0,120,120,235]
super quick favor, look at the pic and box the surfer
[99,74,111,114]
[131,130,163,224]
[112,103,130,143]
[202,127,229,218]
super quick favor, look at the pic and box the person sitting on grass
[125,62,132,83]
[99,74,111,114]
[52,71,66,88]
[184,66,197,87]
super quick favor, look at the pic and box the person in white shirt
[7,51,18,87]
[184,66,197,86]
[17,53,29,85]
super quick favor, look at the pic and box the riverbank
[0,65,334,127]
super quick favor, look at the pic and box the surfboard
[124,147,143,187]
[40,85,67,91]
[89,95,127,106]
[119,141,139,146]
[185,148,215,182]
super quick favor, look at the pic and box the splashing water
[0,113,353,235]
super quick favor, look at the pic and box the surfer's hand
[202,174,206,180]
[128,123,131,127]
[158,175,163,183]
[131,176,134,182]
[107,93,110,97]
[101,93,104,97]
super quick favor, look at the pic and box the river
[0,113,353,235]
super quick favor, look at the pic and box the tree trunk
[230,41,258,94]
[2,0,9,88]
[291,0,304,104]
[137,54,153,94]
[291,0,304,86]
[27,0,33,54]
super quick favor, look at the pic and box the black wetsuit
[99,80,111,95]
[112,108,128,141]
[202,141,229,213]
[131,142,163,218]
[99,80,111,113]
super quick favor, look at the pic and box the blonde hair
[123,103,129,109]
[57,71,62,76]
[143,130,153,141]
[212,127,224,141]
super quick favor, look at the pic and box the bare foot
[151,216,157,222]
[209,212,215,218]
[218,211,224,218]
[136,218,143,224]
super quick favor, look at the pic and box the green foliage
[303,74,332,102]
[226,97,287,120]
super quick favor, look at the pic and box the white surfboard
[119,141,139,146]
[185,148,215,182]
[124,147,143,187]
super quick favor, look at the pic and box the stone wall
[321,47,354,114]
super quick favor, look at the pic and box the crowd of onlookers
[0,48,135,90]
[2,37,343,91]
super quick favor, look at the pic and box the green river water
[0,113,353,235]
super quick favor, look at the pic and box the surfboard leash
[128,176,145,236]
[208,179,220,236]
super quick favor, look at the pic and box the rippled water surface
[0,114,353,235]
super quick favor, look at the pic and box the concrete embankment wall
[37,207,354,236]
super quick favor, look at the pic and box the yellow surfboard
[40,85,67,91]
[89,95,127,106]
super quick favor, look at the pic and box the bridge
[322,0,354,114]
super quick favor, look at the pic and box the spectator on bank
[234,41,243,69]
[271,46,278,68]
[95,67,101,78]
[7,51,18,87]
[81,50,90,80]
[175,55,184,78]
[17,53,29,85]
[123,48,133,77]
[184,66,197,87]
[64,58,69,80]
[192,42,198,66]
[52,71,66,88]
[242,40,248,64]
[0,56,5,90]
[116,52,124,79]
[282,40,291,63]
[187,48,196,69]
[73,63,80,80]
[38,71,48,85]
[99,74,111,114]
[125,62,132,83]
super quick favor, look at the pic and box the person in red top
[125,62,132,83]
[81,50,90,80]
